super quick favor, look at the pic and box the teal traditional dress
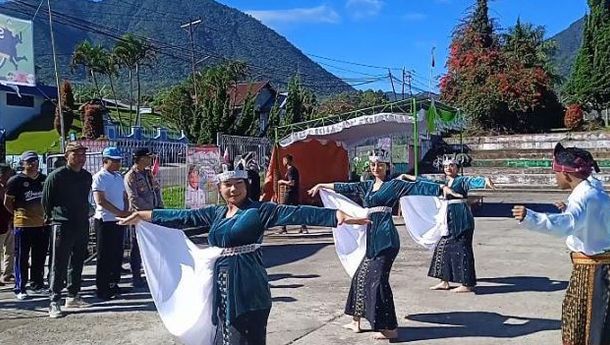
[426,175,486,287]
[333,179,441,331]
[150,199,337,345]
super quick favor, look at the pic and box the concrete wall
[0,91,45,135]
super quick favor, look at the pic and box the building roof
[228,81,275,107]
[0,83,58,99]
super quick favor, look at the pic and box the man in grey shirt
[124,148,163,288]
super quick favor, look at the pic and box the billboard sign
[0,14,35,86]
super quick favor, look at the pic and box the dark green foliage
[156,61,248,144]
[563,0,610,109]
[284,75,316,125]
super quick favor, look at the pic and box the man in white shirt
[92,147,130,300]
[513,143,610,345]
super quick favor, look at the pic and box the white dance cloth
[135,191,449,344]
[319,189,448,278]
[136,222,221,345]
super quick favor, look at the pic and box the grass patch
[107,109,166,129]
[162,185,185,208]
[6,117,83,155]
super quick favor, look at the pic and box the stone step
[468,149,610,160]
[423,172,610,187]
[445,131,610,145]
[470,159,610,171]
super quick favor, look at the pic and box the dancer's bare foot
[372,329,398,340]
[429,281,450,290]
[452,285,473,293]
[343,320,361,333]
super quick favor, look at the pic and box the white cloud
[403,12,427,22]
[246,5,340,26]
[345,0,384,20]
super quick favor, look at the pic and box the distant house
[228,81,279,135]
[0,84,58,136]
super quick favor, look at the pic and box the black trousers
[49,221,89,302]
[129,226,142,279]
[14,227,50,293]
[94,219,125,297]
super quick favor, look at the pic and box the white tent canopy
[279,112,425,148]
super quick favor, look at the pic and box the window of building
[6,93,34,107]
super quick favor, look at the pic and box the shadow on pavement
[473,203,559,217]
[475,276,567,295]
[398,311,560,343]
[263,243,331,268]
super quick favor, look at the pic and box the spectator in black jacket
[42,142,93,318]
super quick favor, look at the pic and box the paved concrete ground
[0,192,572,344]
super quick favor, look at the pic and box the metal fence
[217,133,273,170]
[45,138,190,261]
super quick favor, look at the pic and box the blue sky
[217,0,588,93]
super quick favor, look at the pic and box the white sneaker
[48,302,64,318]
[15,292,27,300]
[64,296,90,309]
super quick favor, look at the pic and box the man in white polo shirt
[92,147,130,300]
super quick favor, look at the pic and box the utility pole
[388,69,397,101]
[48,0,65,151]
[181,18,202,103]
[401,68,406,100]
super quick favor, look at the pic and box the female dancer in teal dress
[401,157,495,293]
[119,167,368,345]
[308,149,460,340]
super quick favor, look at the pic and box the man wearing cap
[513,143,610,345]
[92,147,130,300]
[43,142,93,318]
[123,148,163,288]
[4,151,48,300]
[0,164,15,286]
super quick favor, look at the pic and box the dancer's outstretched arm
[118,207,217,229]
[259,202,369,229]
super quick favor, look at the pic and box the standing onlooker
[4,151,48,300]
[123,148,163,288]
[92,147,130,300]
[0,164,15,286]
[278,154,308,234]
[43,142,93,318]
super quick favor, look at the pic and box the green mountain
[1,0,353,97]
[549,16,584,79]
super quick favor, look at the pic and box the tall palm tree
[114,33,156,126]
[71,41,106,98]
[99,49,123,125]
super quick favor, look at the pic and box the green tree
[440,0,561,133]
[563,0,610,109]
[98,49,123,125]
[71,41,106,98]
[157,61,248,144]
[284,74,317,125]
[114,34,156,126]
[316,89,388,118]
[265,99,281,139]
[234,91,259,136]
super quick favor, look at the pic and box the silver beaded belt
[367,206,393,215]
[220,244,261,257]
[447,199,468,205]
